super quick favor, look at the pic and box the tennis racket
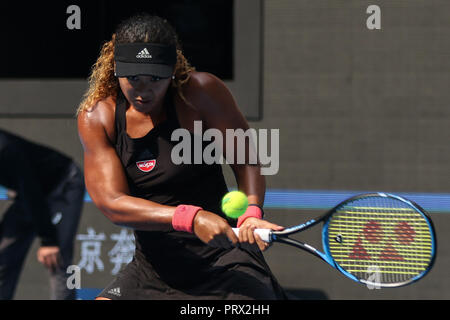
[233,193,436,288]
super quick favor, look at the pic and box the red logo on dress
[136,160,156,173]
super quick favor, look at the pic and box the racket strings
[326,196,433,285]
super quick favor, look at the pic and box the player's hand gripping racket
[233,193,436,288]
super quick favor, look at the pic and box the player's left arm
[185,72,283,251]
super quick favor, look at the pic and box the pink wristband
[237,205,263,228]
[172,205,203,233]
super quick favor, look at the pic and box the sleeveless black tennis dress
[98,90,286,300]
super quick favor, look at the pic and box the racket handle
[232,228,273,243]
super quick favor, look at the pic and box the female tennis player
[77,13,286,300]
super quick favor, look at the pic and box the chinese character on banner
[76,228,106,274]
[109,228,136,275]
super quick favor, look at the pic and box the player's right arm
[77,99,175,231]
[77,99,237,247]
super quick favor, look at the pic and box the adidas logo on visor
[136,48,152,59]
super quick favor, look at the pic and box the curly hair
[77,13,195,114]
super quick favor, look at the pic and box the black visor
[114,43,177,78]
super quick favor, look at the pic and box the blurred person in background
[0,129,85,300]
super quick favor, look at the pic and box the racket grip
[232,228,273,243]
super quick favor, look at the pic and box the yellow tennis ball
[221,191,249,219]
